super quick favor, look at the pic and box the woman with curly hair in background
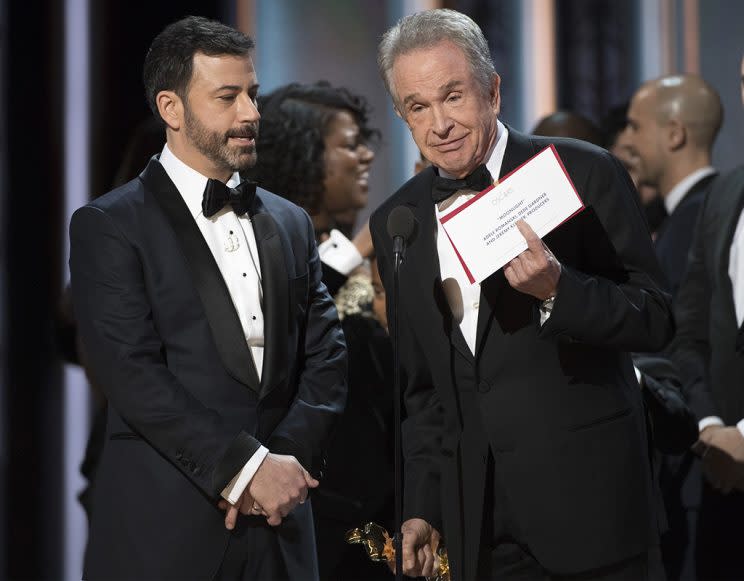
[246,81,394,581]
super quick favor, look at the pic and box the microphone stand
[392,238,404,581]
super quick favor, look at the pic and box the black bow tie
[202,178,257,218]
[431,164,494,204]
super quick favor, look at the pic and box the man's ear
[156,90,183,131]
[667,119,686,151]
[490,73,502,115]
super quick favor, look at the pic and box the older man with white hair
[370,9,672,580]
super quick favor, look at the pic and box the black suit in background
[371,129,673,580]
[654,173,716,299]
[69,158,347,580]
[672,165,744,580]
[646,171,714,581]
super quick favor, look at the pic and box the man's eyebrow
[213,84,242,93]
[402,92,421,106]
[402,80,464,106]
[441,80,463,92]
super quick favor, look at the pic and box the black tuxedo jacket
[654,172,716,298]
[370,129,673,579]
[672,165,744,424]
[69,158,347,580]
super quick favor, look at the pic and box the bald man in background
[624,75,723,580]
[624,75,722,298]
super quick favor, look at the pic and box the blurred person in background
[247,81,395,580]
[622,75,722,581]
[603,103,666,237]
[246,81,377,298]
[623,75,722,298]
[671,54,744,581]
[532,110,604,146]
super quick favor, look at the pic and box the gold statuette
[345,522,449,581]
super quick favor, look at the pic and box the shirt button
[472,301,479,309]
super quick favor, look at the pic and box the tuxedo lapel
[406,168,473,363]
[142,158,261,393]
[250,195,289,400]
[474,128,536,354]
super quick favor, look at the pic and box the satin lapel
[406,169,472,363]
[143,158,261,392]
[474,128,536,355]
[250,195,289,400]
[718,176,744,316]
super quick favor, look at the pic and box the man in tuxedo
[623,74,721,580]
[671,55,744,580]
[69,16,346,580]
[370,9,673,580]
[624,74,721,298]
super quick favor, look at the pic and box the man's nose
[237,94,260,122]
[431,105,454,136]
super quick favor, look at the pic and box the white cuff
[737,418,744,439]
[220,445,269,504]
[538,296,555,326]
[699,416,725,433]
[633,366,642,386]
[318,229,363,276]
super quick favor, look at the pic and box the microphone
[385,204,417,581]
[386,206,417,264]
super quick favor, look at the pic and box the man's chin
[230,152,257,173]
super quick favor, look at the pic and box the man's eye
[447,93,462,102]
[219,95,236,102]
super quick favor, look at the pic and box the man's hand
[504,220,561,301]
[248,453,318,526]
[392,518,441,578]
[218,488,256,531]
[701,426,744,493]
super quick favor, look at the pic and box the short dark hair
[143,16,255,117]
[245,81,379,212]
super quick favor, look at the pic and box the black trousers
[484,543,665,581]
[478,451,665,581]
[215,515,289,581]
[696,481,744,581]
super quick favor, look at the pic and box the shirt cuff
[633,366,642,386]
[699,416,725,433]
[737,419,744,439]
[318,229,364,276]
[538,296,556,326]
[220,445,269,504]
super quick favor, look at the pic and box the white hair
[377,8,496,105]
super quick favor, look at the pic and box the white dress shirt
[159,144,268,503]
[663,166,716,215]
[435,121,508,354]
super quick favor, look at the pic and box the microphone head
[387,205,417,243]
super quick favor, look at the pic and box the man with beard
[69,16,347,580]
